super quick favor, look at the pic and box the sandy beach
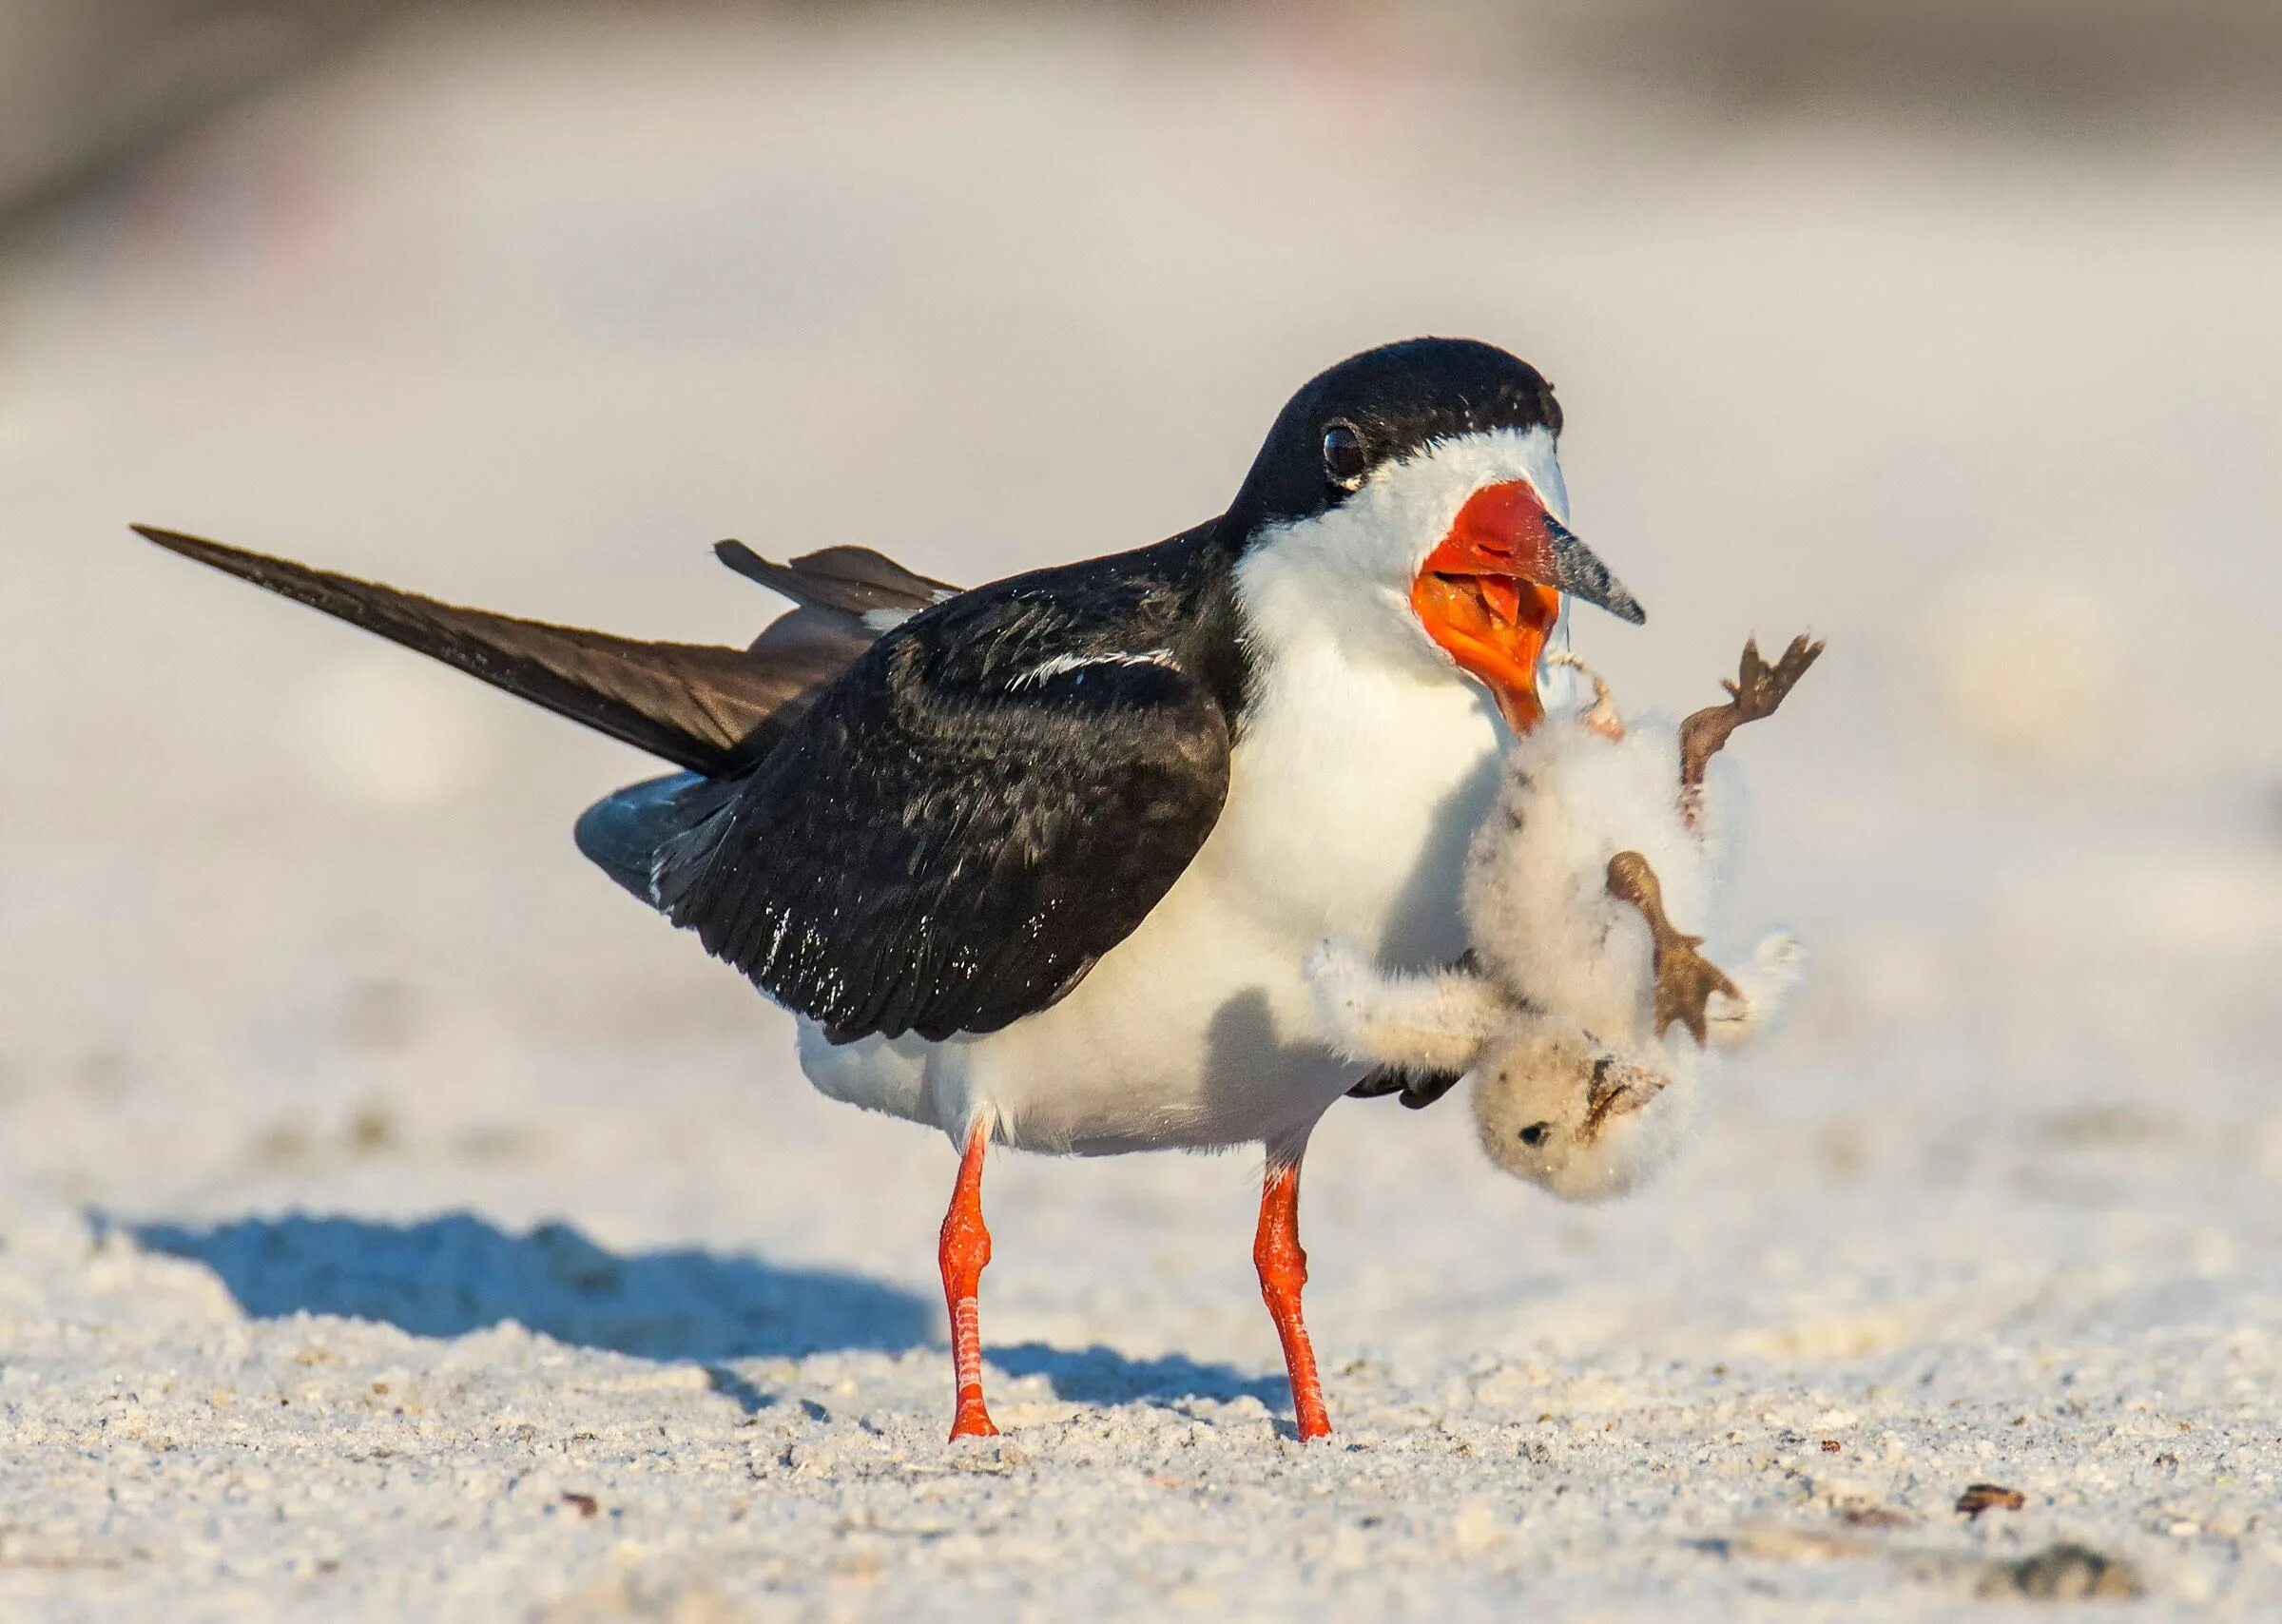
[3,7,2279,1617]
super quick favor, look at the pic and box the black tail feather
[134,525,825,776]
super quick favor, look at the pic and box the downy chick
[1309,636,1820,1201]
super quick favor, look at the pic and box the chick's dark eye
[1322,423,1367,490]
[1518,1122,1551,1147]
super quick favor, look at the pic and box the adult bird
[135,336,1645,1441]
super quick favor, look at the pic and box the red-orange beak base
[1410,479,1566,732]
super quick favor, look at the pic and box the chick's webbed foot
[1606,850,1739,1046]
[1652,938,1743,1049]
[1678,633,1823,789]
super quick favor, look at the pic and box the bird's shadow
[994,1341,1288,1412]
[120,1210,1290,1421]
[125,1210,934,1369]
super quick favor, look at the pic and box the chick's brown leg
[1606,850,1739,1046]
[1678,633,1824,790]
[1547,650,1626,740]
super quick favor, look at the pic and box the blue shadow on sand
[128,1210,933,1362]
[996,1342,1288,1410]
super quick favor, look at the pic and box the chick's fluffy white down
[1467,715,1732,1046]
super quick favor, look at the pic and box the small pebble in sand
[1955,1482,2026,1519]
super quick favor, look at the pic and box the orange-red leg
[1254,1157,1332,1441]
[938,1123,998,1440]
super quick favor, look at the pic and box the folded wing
[651,553,1235,1042]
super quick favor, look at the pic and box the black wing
[1347,1065,1461,1110]
[650,542,1239,1043]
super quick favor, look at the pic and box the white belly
[798,637,1508,1157]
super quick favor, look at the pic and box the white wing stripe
[1008,649,1178,690]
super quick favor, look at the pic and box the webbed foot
[1678,633,1824,788]
[1606,850,1740,1046]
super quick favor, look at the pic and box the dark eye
[1518,1122,1551,1147]
[1322,422,1367,490]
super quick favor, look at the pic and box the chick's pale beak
[1410,479,1646,732]
[1580,1056,1669,1143]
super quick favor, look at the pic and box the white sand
[3,8,2279,1618]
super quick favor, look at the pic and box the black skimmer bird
[135,336,1645,1441]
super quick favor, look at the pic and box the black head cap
[1223,338,1563,537]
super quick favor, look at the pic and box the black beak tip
[1581,578,1647,627]
[1544,517,1646,628]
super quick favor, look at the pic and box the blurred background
[4,0,2281,1491]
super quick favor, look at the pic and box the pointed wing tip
[712,537,777,586]
[134,524,283,582]
[132,523,225,561]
